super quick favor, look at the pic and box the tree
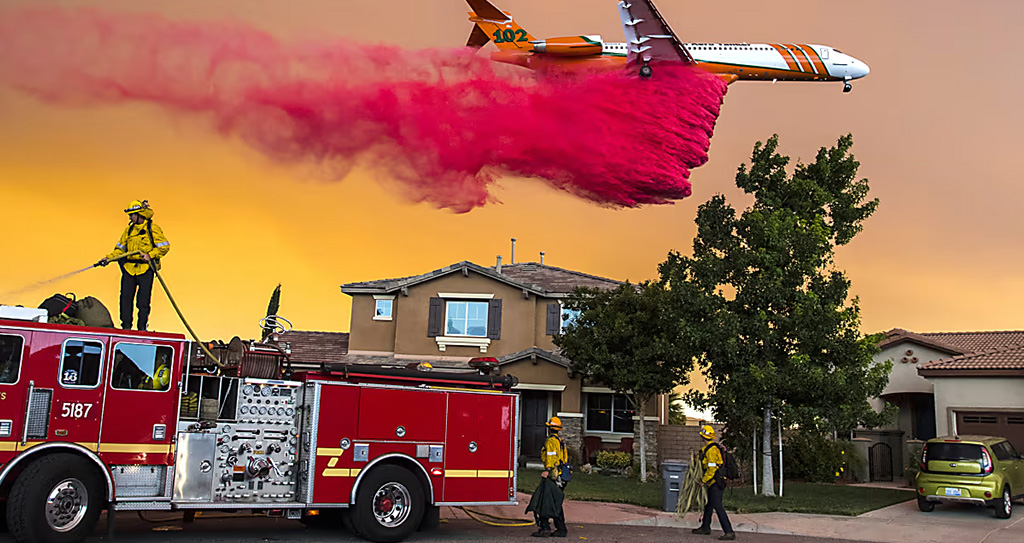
[668,392,687,425]
[262,283,282,341]
[659,134,893,496]
[554,281,695,481]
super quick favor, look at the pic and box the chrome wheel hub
[46,478,89,532]
[372,482,411,528]
[1004,489,1011,516]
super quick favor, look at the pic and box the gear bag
[39,293,78,319]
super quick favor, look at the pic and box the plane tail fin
[466,0,536,51]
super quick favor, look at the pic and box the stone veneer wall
[557,413,584,464]
[657,423,726,468]
[633,418,659,473]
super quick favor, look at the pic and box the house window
[374,299,393,320]
[111,343,173,391]
[445,301,488,337]
[60,339,103,388]
[586,393,635,434]
[561,306,581,333]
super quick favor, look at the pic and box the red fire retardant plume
[0,9,728,212]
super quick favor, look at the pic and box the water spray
[0,251,140,301]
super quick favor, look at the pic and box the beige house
[863,329,1024,481]
[337,260,668,467]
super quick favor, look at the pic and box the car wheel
[917,497,934,512]
[351,465,425,543]
[7,453,105,543]
[995,486,1012,519]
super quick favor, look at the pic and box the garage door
[956,411,1024,451]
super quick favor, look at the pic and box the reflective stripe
[322,468,360,477]
[155,242,169,247]
[445,470,512,478]
[546,451,557,455]
[708,463,718,467]
[116,243,126,250]
[316,448,345,456]
[98,443,171,454]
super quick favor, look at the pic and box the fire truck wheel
[7,453,104,543]
[351,465,425,543]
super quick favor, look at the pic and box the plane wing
[617,1,693,66]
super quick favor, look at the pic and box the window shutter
[546,303,560,336]
[487,299,502,340]
[427,297,443,338]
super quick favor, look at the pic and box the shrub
[904,441,924,485]
[783,431,849,483]
[567,445,582,468]
[596,451,632,471]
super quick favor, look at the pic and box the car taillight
[920,444,928,472]
[981,447,993,475]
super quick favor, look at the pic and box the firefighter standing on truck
[527,416,568,537]
[96,200,169,331]
[692,425,735,540]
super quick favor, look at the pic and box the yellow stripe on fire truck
[445,470,513,478]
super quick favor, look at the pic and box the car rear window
[927,443,985,462]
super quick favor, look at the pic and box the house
[337,259,669,467]
[271,330,350,372]
[862,328,1024,481]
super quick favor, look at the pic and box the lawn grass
[517,468,915,516]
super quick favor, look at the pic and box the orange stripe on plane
[768,43,800,72]
[797,44,829,77]
[787,43,814,74]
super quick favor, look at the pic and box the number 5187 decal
[60,402,95,419]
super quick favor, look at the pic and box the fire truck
[0,311,520,543]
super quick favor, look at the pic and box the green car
[915,435,1024,518]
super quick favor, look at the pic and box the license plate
[944,487,962,497]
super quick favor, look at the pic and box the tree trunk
[637,397,648,481]
[761,407,776,496]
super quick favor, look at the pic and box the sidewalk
[442,493,1024,543]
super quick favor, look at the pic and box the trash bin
[661,459,687,512]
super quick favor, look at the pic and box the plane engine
[530,35,603,56]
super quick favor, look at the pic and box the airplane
[465,0,869,92]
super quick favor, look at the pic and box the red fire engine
[0,311,519,543]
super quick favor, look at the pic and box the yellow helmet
[124,200,149,214]
[546,416,562,430]
[700,424,716,440]
[149,365,171,390]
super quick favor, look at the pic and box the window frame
[109,341,174,393]
[58,338,105,390]
[373,295,395,321]
[444,300,489,338]
[0,333,26,386]
[585,392,636,435]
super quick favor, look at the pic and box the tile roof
[498,347,571,368]
[919,343,1024,375]
[917,331,1024,354]
[272,330,349,368]
[323,353,476,372]
[495,263,622,295]
[339,261,621,297]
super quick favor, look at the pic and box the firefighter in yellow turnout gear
[527,416,568,538]
[97,200,170,331]
[692,425,735,540]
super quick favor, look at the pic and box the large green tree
[659,134,892,496]
[554,281,695,481]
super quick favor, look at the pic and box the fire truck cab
[0,313,519,543]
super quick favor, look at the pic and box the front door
[519,391,549,461]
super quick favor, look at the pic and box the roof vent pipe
[496,255,502,273]
[511,238,516,264]
[540,251,545,265]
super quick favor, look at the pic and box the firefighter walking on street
[526,416,569,537]
[97,200,170,331]
[692,425,735,540]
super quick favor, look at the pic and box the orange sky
[1,0,1022,341]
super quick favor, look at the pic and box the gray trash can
[661,459,687,512]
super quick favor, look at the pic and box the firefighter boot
[531,528,551,537]
[719,533,736,541]
[692,527,711,535]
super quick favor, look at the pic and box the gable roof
[339,260,622,297]
[877,328,964,356]
[919,343,1024,377]
[498,347,571,369]
[496,262,622,295]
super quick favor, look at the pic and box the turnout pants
[119,265,154,331]
[536,481,568,534]
[700,479,733,534]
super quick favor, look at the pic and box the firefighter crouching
[526,416,569,537]
[692,425,736,540]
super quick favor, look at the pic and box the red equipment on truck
[0,311,519,543]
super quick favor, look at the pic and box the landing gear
[843,81,852,93]
[639,62,653,79]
